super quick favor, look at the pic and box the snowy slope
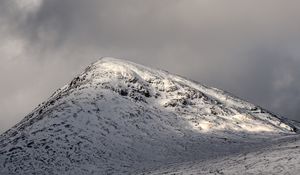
[144,134,300,175]
[0,57,298,174]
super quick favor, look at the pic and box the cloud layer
[1,0,300,132]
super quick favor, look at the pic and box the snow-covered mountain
[0,57,299,174]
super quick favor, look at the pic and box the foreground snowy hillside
[145,135,300,175]
[0,57,299,174]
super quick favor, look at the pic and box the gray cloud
[1,0,300,133]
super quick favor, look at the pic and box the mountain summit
[0,57,298,174]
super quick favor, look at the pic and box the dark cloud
[215,47,300,119]
[1,0,300,132]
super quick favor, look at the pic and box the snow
[144,135,300,175]
[0,57,299,174]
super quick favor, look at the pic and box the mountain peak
[80,57,151,81]
[91,57,158,76]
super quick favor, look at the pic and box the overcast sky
[1,0,300,133]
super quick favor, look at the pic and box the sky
[1,0,300,133]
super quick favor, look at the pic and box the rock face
[0,57,298,174]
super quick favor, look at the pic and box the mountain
[0,57,299,174]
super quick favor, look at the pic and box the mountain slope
[0,57,298,174]
[144,134,300,175]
